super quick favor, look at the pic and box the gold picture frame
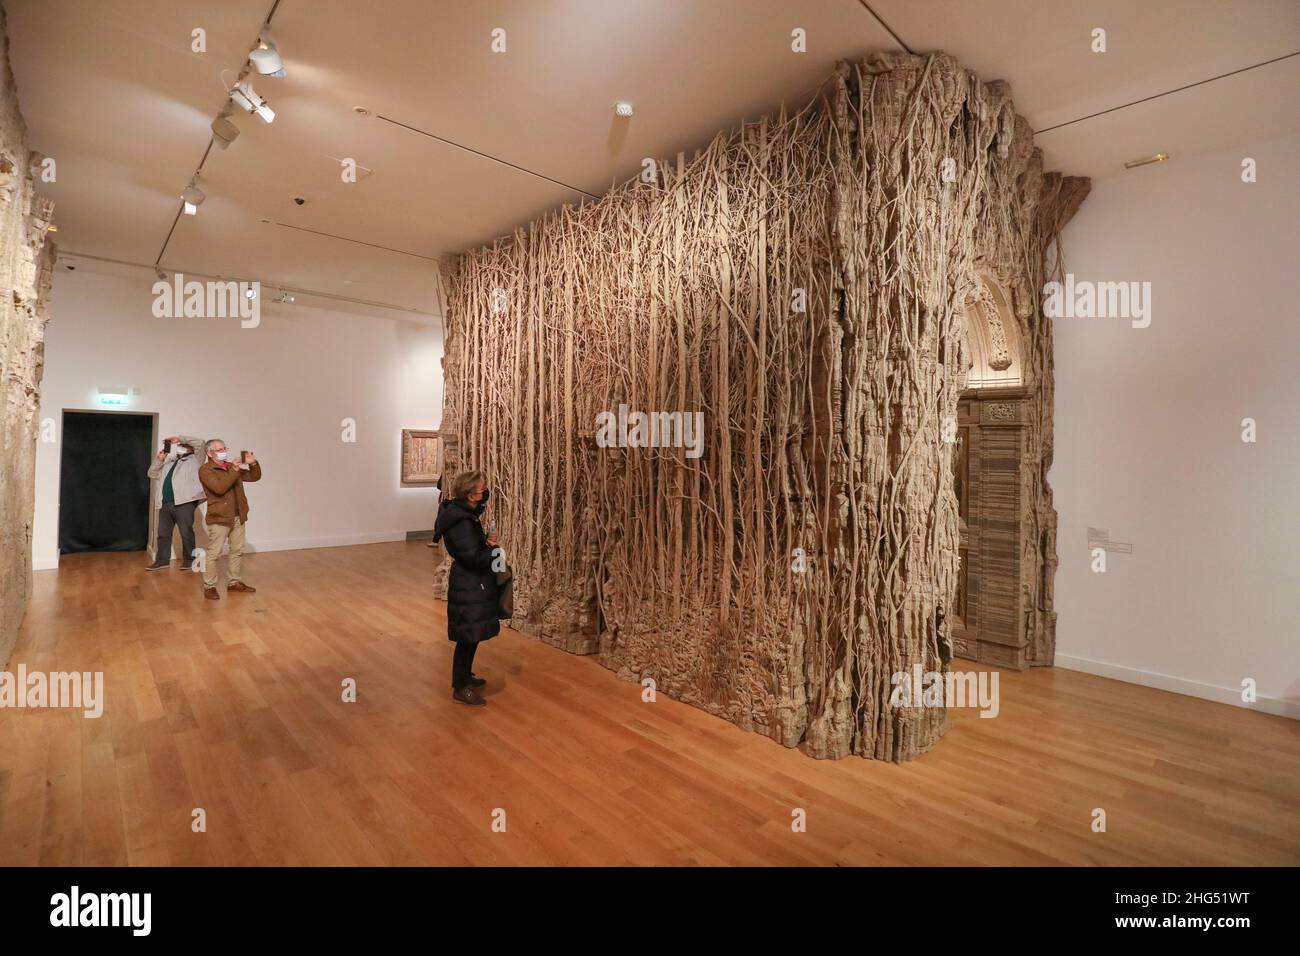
[401,429,443,485]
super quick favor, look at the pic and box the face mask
[176,446,190,457]
[215,451,229,462]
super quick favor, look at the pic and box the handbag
[489,519,512,617]
[497,575,514,620]
[494,554,513,619]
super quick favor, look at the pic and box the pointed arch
[962,275,1023,390]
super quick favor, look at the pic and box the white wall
[33,268,444,568]
[1052,131,1300,718]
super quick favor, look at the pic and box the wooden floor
[2,541,1297,866]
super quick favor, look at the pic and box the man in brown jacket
[198,438,262,600]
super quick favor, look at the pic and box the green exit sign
[98,394,128,407]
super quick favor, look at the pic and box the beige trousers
[202,518,246,588]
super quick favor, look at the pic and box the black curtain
[59,411,153,554]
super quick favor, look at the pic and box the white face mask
[215,451,229,461]
[175,446,189,457]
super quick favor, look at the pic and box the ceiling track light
[211,113,240,149]
[180,177,205,215]
[229,79,275,124]
[156,22,284,269]
[250,29,286,77]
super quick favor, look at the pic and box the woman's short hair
[448,470,486,501]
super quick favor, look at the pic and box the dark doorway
[59,410,154,554]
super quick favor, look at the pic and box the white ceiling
[7,0,1298,317]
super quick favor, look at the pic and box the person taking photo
[144,435,205,571]
[198,439,262,600]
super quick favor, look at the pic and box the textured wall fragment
[440,53,1087,760]
[0,6,56,664]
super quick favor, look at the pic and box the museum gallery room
[0,0,1297,897]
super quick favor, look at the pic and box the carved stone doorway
[950,276,1045,670]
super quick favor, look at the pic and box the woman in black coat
[433,470,500,705]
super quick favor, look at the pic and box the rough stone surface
[440,53,1087,760]
[0,6,56,665]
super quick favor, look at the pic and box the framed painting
[401,429,443,485]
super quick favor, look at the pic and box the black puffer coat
[433,497,500,644]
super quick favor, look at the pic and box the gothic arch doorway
[951,273,1052,669]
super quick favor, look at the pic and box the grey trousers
[156,500,198,566]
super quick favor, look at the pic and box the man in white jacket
[144,435,206,571]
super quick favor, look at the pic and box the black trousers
[451,641,479,689]
[156,501,198,565]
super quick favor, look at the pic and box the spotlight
[613,102,634,118]
[250,30,286,77]
[229,80,275,124]
[211,115,240,149]
[180,183,205,215]
[245,286,257,300]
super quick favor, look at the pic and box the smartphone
[240,450,249,463]
[163,439,172,453]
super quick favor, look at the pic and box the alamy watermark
[889,664,999,718]
[152,272,260,328]
[595,404,704,459]
[0,665,103,718]
[1043,273,1151,328]
[50,886,150,936]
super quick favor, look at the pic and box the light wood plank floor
[2,542,1297,866]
